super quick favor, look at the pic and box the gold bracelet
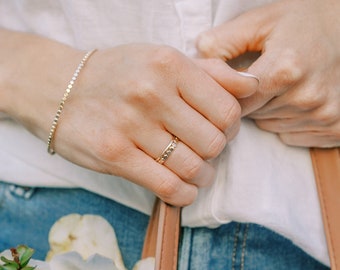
[47,49,97,154]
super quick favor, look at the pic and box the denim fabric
[0,182,149,270]
[179,224,329,270]
[0,182,330,270]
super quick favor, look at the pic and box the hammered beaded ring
[156,136,179,164]
[47,49,97,155]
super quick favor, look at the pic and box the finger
[193,58,259,98]
[255,103,339,134]
[249,98,306,120]
[161,140,215,187]
[249,80,326,120]
[68,129,199,206]
[279,131,340,148]
[255,117,313,134]
[134,130,216,187]
[196,5,277,60]
[160,97,228,160]
[118,148,198,206]
[176,62,242,147]
[237,42,307,116]
[250,105,303,120]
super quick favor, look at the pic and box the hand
[1,30,257,205]
[56,45,238,206]
[196,0,340,147]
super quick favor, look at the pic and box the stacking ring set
[155,136,179,164]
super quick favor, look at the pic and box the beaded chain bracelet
[47,49,97,154]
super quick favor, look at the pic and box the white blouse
[0,0,329,266]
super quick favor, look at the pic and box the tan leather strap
[310,148,340,270]
[142,198,161,259]
[142,198,181,270]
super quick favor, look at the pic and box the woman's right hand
[0,30,257,205]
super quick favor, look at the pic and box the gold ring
[156,136,179,164]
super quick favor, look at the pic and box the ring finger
[135,129,216,187]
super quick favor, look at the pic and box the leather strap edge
[310,147,340,270]
[142,198,161,259]
[155,201,181,270]
[142,198,181,270]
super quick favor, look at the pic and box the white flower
[46,214,126,270]
[49,252,117,270]
[132,257,155,270]
[1,214,156,270]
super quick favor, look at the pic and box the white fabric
[0,0,329,266]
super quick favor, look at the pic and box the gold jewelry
[156,136,179,164]
[47,49,97,154]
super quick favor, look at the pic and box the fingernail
[237,71,260,83]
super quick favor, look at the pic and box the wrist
[0,28,84,138]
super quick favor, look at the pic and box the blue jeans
[0,182,329,270]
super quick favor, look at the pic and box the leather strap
[310,147,340,270]
[142,198,181,270]
[142,148,340,270]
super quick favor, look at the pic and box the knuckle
[132,85,161,105]
[205,131,226,159]
[124,80,162,108]
[196,32,213,53]
[225,119,241,141]
[196,31,220,57]
[149,46,182,72]
[182,154,203,180]
[219,100,241,131]
[291,87,325,111]
[272,50,304,86]
[314,105,339,124]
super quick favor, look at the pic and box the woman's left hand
[196,0,340,147]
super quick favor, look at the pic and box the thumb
[196,6,275,60]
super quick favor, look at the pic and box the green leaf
[0,265,18,270]
[1,245,36,270]
[1,256,15,264]
[0,256,19,268]
[17,246,34,267]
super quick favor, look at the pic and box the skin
[197,0,340,147]
[0,28,258,206]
